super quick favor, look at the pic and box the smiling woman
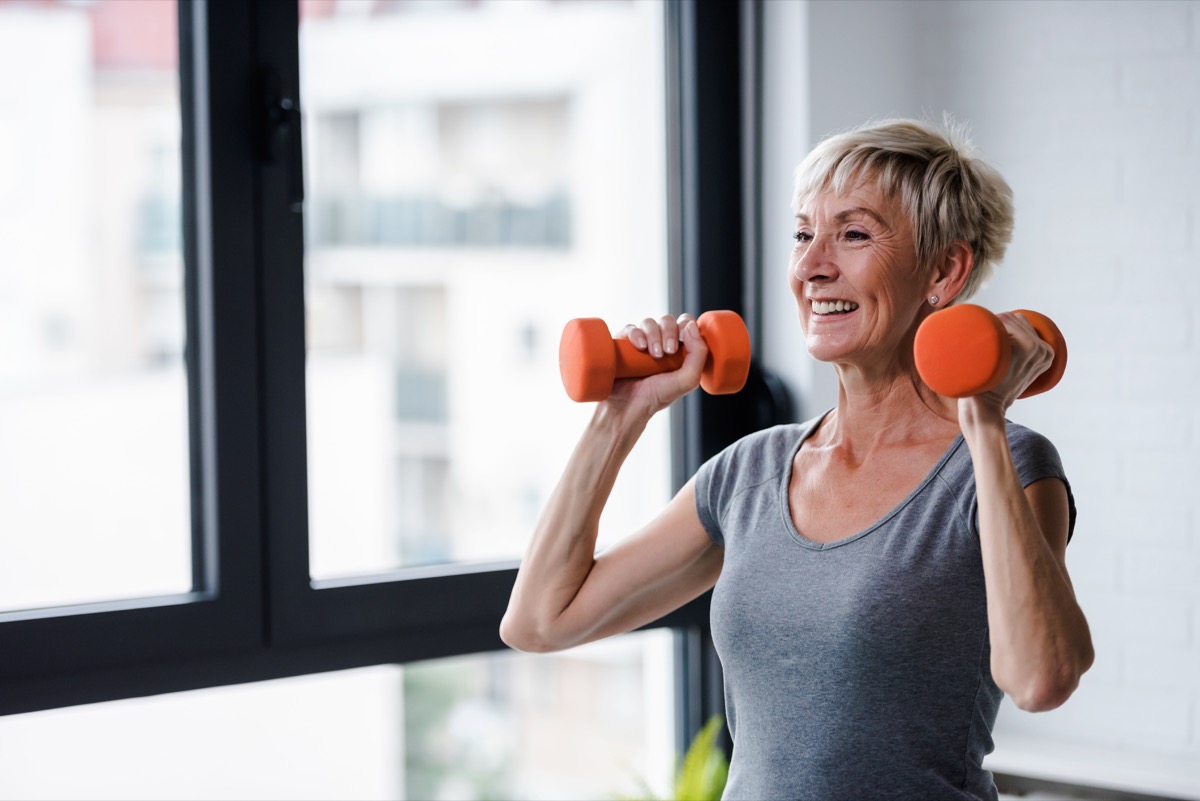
[503,116,1093,801]
[757,2,1200,797]
[787,120,1016,389]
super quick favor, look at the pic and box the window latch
[260,67,305,212]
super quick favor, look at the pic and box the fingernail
[651,343,663,357]
[665,339,676,354]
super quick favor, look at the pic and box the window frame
[0,1,760,744]
[0,0,264,714]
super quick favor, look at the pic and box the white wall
[762,0,1200,792]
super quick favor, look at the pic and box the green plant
[620,715,729,801]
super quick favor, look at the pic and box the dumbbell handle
[610,338,687,378]
[914,304,1067,399]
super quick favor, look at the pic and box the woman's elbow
[1005,656,1091,713]
[1009,678,1075,713]
[499,612,564,654]
[498,613,539,653]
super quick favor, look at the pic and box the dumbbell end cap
[560,317,616,402]
[696,310,752,395]
[914,304,1010,398]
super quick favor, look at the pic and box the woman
[500,118,1093,800]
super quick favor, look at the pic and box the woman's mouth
[811,300,859,316]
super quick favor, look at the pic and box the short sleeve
[1007,423,1078,543]
[694,443,735,547]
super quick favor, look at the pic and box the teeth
[812,300,859,315]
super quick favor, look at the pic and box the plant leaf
[673,715,728,801]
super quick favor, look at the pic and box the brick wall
[762,0,1200,779]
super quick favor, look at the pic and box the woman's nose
[793,234,837,284]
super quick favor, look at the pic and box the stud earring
[929,295,940,306]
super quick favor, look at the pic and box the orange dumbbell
[914,304,1067,399]
[559,310,752,402]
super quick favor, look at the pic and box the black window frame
[0,2,766,757]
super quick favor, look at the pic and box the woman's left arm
[959,313,1094,712]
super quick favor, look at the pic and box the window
[0,0,190,615]
[299,1,672,579]
[0,0,751,775]
[0,631,675,800]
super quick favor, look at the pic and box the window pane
[403,633,676,801]
[0,630,676,801]
[300,0,670,579]
[0,0,190,612]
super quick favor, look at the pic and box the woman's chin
[803,333,853,364]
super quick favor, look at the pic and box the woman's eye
[792,231,812,243]
[845,230,869,240]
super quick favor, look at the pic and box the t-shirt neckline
[779,409,966,551]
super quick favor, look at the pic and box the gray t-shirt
[695,413,1075,801]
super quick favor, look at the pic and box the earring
[929,295,939,306]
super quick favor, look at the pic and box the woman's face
[789,181,931,370]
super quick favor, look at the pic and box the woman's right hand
[608,313,710,414]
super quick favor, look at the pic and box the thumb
[680,319,709,379]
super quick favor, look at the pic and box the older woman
[500,118,1093,800]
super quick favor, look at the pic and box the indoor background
[0,1,1197,800]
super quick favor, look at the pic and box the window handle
[260,67,305,212]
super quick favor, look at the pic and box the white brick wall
[921,0,1200,767]
[763,0,1200,786]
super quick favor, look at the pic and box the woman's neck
[817,373,958,461]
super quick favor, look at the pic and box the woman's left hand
[958,311,1055,425]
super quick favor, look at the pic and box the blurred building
[0,1,675,799]
[298,0,671,581]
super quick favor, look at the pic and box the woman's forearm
[502,317,711,653]
[961,411,1094,711]
[499,401,649,653]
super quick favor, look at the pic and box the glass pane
[0,0,190,612]
[300,0,670,579]
[0,630,676,801]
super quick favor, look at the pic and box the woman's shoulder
[930,419,1068,496]
[1003,418,1053,442]
[694,420,818,536]
[736,417,819,449]
[699,416,822,484]
[724,416,821,461]
[1003,419,1067,473]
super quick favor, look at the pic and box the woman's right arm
[499,316,724,653]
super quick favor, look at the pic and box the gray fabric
[695,412,1075,801]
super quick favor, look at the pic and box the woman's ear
[930,241,973,305]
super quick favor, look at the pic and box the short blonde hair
[792,117,1013,302]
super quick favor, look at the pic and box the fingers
[611,313,706,410]
[620,314,695,358]
[1002,312,1054,367]
[996,312,1054,395]
[678,315,704,361]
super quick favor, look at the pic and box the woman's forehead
[794,184,900,222]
